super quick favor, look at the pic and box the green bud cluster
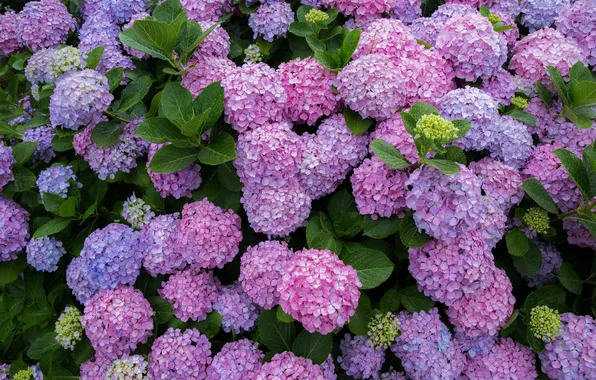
[530,305,561,342]
[511,96,529,109]
[244,44,262,64]
[413,114,458,143]
[305,9,329,23]
[48,47,83,79]
[367,312,401,349]
[13,369,34,380]
[487,13,501,24]
[55,306,83,350]
[523,207,550,235]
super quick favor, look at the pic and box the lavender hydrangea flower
[25,47,85,86]
[335,0,397,19]
[207,339,264,379]
[181,56,236,97]
[50,70,113,130]
[556,0,596,67]
[36,165,79,199]
[140,213,185,277]
[520,0,570,32]
[409,3,478,46]
[455,331,497,358]
[66,256,96,304]
[149,328,212,379]
[249,1,294,42]
[26,237,66,272]
[255,352,324,379]
[16,0,76,52]
[337,334,385,378]
[180,0,232,22]
[122,194,155,229]
[0,12,21,57]
[80,355,111,380]
[213,282,259,334]
[516,240,562,288]
[353,19,421,60]
[390,0,421,24]
[469,157,524,211]
[480,68,517,106]
[564,218,596,249]
[464,337,537,378]
[22,126,56,163]
[487,115,534,169]
[0,196,30,262]
[476,196,508,248]
[106,355,150,379]
[0,143,14,190]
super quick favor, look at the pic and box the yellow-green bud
[13,369,34,380]
[367,312,401,349]
[413,114,458,143]
[530,305,561,342]
[511,96,529,109]
[488,13,501,24]
[55,306,83,350]
[523,207,550,235]
[305,9,329,23]
[244,44,262,64]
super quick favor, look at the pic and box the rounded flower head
[66,256,95,304]
[390,0,421,24]
[36,165,78,199]
[0,143,14,190]
[370,113,418,163]
[106,355,149,380]
[409,231,494,305]
[193,21,230,60]
[368,312,401,349]
[122,194,154,230]
[337,54,409,120]
[539,313,596,379]
[487,115,534,169]
[207,339,264,379]
[249,1,294,42]
[23,126,56,163]
[305,9,329,23]
[464,337,537,379]
[556,0,596,67]
[26,236,66,272]
[243,44,262,64]
[278,57,339,126]
[239,240,294,309]
[523,207,550,235]
[520,0,569,32]
[222,63,286,133]
[351,157,409,218]
[122,12,150,59]
[405,164,485,242]
[25,47,85,85]
[530,306,561,342]
[80,355,111,380]
[338,334,385,378]
[50,70,113,130]
[181,56,236,97]
[353,19,421,60]
[180,0,232,23]
[510,28,584,90]
[213,282,259,334]
[476,196,508,248]
[81,285,154,359]
[511,96,529,109]
[278,248,361,334]
[149,328,212,379]
[414,114,458,143]
[335,0,397,19]
[55,306,83,350]
[147,143,202,199]
[255,352,324,379]
[176,199,242,269]
[158,268,219,322]
[446,268,516,337]
[16,0,76,51]
[455,331,498,358]
[241,182,312,237]
[0,12,21,57]
[408,3,478,46]
[0,196,30,262]
[469,157,524,211]
[480,68,517,106]
[564,218,596,249]
[140,213,184,277]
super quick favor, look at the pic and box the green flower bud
[55,306,83,350]
[305,9,329,23]
[367,312,401,349]
[487,13,501,24]
[13,369,34,380]
[413,114,458,143]
[244,44,262,64]
[511,96,529,109]
[530,305,561,342]
[523,207,550,235]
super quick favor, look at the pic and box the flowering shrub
[1,0,596,378]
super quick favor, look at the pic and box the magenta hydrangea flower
[22,126,56,163]
[436,13,507,81]
[390,0,421,24]
[82,285,153,359]
[480,68,517,106]
[213,282,259,334]
[207,339,264,379]
[221,62,286,133]
[539,313,595,379]
[391,308,467,380]
[26,236,66,272]
[564,218,596,249]
[520,0,570,32]
[455,331,497,358]
[469,157,524,211]
[50,70,113,130]
[278,57,339,126]
[248,1,294,42]
[337,334,385,378]
[487,115,534,169]
[255,352,324,379]
[476,196,508,248]
[510,28,584,90]
[180,0,232,22]
[0,196,30,262]
[278,248,361,334]
[16,0,76,51]
[80,355,111,380]
[149,328,212,379]
[406,164,485,242]
[73,118,148,180]
[193,21,230,60]
[446,268,516,337]
[66,257,95,304]
[517,240,562,288]
[181,56,236,97]
[351,157,409,219]
[353,19,421,60]
[464,337,537,378]
[408,3,478,46]
[556,0,596,67]
[0,143,14,190]
[335,0,397,19]
[140,213,185,277]
[158,268,219,322]
[148,143,202,199]
[36,165,79,199]
[176,199,242,269]
[337,54,409,120]
[241,182,312,237]
[239,240,294,309]
[0,12,21,57]
[370,113,419,163]
[122,12,150,59]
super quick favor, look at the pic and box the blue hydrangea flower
[26,236,66,272]
[36,165,79,199]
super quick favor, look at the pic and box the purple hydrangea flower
[390,0,421,24]
[25,47,85,86]
[147,143,202,199]
[0,196,30,262]
[487,115,534,169]
[255,352,324,379]
[140,213,185,277]
[181,56,236,97]
[66,256,96,304]
[480,68,517,106]
[469,157,524,211]
[0,12,21,57]
[213,282,260,334]
[80,355,111,380]
[149,328,212,379]
[542,118,596,156]
[16,0,76,52]
[556,0,596,67]
[476,196,508,248]
[564,218,596,249]
[207,339,264,379]
[353,18,421,60]
[26,236,66,272]
[180,0,232,22]
[337,334,385,378]
[520,0,570,32]
[455,331,497,358]
[81,285,154,359]
[36,165,79,199]
[249,1,294,42]
[0,143,14,190]
[408,3,478,46]
[517,240,563,288]
[464,337,537,378]
[335,0,397,19]
[23,126,56,163]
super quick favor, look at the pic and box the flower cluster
[367,312,401,349]
[140,213,184,277]
[36,165,79,199]
[249,2,294,42]
[54,306,83,350]
[213,282,260,334]
[106,355,150,379]
[0,196,30,262]
[207,339,264,379]
[530,305,562,342]
[149,328,212,379]
[22,126,56,163]
[16,0,76,52]
[556,0,596,66]
[255,352,324,379]
[26,236,66,272]
[338,334,385,378]
[463,337,537,378]
[122,194,155,230]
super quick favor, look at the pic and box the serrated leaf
[277,307,294,323]
[348,293,372,336]
[309,233,342,254]
[314,50,340,71]
[399,211,431,248]
[522,178,559,214]
[193,81,224,129]
[535,82,553,108]
[524,285,566,315]
[197,132,236,165]
[408,102,439,121]
[380,289,400,313]
[119,20,177,61]
[553,148,592,199]
[340,28,360,66]
[27,332,60,359]
[363,217,400,239]
[105,68,124,92]
[370,139,412,169]
[342,248,394,289]
[289,21,315,37]
[148,296,174,324]
[512,241,542,277]
[292,331,332,365]
[91,121,123,147]
[33,218,71,239]
[5,166,36,192]
[160,82,194,126]
[343,108,373,135]
[11,141,37,165]
[399,286,435,312]
[51,134,74,152]
[0,255,27,285]
[135,117,194,147]
[149,145,200,173]
[557,262,582,294]
[434,145,467,165]
[546,66,568,104]
[508,109,537,126]
[424,158,460,175]
[506,228,530,257]
[153,0,184,24]
[85,46,104,70]
[258,309,296,353]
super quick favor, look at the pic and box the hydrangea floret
[367,312,401,349]
[530,305,561,342]
[413,114,458,144]
[55,306,83,350]
[305,9,329,23]
[122,194,155,230]
[511,96,529,109]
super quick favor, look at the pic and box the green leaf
[343,107,373,135]
[148,296,174,324]
[135,117,192,147]
[314,50,340,71]
[399,286,435,312]
[176,19,203,57]
[292,331,332,365]
[51,134,73,152]
[370,139,412,169]
[258,309,296,353]
[494,25,517,32]
[342,248,394,289]
[348,293,372,336]
[289,22,315,37]
[522,178,559,214]
[327,189,362,238]
[508,109,537,127]
[217,162,242,192]
[340,28,360,66]
[73,337,95,365]
[546,66,568,104]
[0,255,27,285]
[305,35,325,52]
[121,76,153,100]
[195,311,222,339]
[506,228,530,257]
[85,46,104,70]
[160,82,194,126]
[535,82,553,108]
[27,332,60,359]
[182,20,226,59]
[423,158,461,175]
[569,61,593,83]
[557,262,582,294]
[399,211,431,248]
[152,0,184,23]
[479,5,490,16]
[119,20,178,61]
[572,81,596,108]
[512,241,543,277]
[526,326,545,353]
[408,102,439,121]
[5,166,36,192]
[105,67,124,92]
[524,285,566,315]
[579,217,596,240]
[180,112,209,138]
[33,217,71,239]
[434,145,467,165]
[59,197,77,217]
[380,289,401,313]
[451,119,471,138]
[309,233,342,254]
[276,307,294,323]
[193,81,224,129]
[197,132,236,165]
[91,121,123,147]
[363,216,401,239]
[296,5,313,21]
[149,145,200,173]
[553,148,592,199]
[12,141,37,165]
[42,193,64,215]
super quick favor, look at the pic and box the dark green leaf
[59,197,77,217]
[580,217,596,240]
[160,82,194,126]
[180,112,209,138]
[51,134,74,152]
[557,262,582,294]
[342,248,394,289]
[569,61,593,83]
[363,217,401,239]
[42,192,63,214]
[380,289,401,313]
[535,82,553,108]
[524,285,566,315]
[434,145,467,165]
[513,241,543,277]
[0,255,27,285]
[12,141,37,165]
[423,158,461,175]
[309,233,342,254]
[121,76,153,100]
[33,217,71,239]
[193,81,224,129]
[399,286,435,312]
[276,307,294,323]
[5,166,36,192]
[91,121,123,147]
[370,139,412,169]
[327,189,362,239]
[546,66,568,104]
[408,102,439,121]
[73,337,95,365]
[85,46,104,70]
[119,20,178,61]
[292,331,332,365]
[399,211,431,248]
[506,228,530,257]
[289,22,315,37]
[343,108,373,135]
[508,109,537,126]
[105,68,124,92]
[27,332,60,359]
[217,162,242,192]
[522,178,559,214]
[348,293,372,336]
[314,50,340,71]
[258,309,296,353]
[195,311,222,339]
[340,28,360,66]
[526,326,545,353]
[152,0,184,23]
[452,119,471,138]
[135,117,193,147]
[149,145,200,173]
[148,296,174,324]
[553,148,592,199]
[197,132,236,165]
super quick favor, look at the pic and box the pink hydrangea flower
[149,328,212,379]
[338,334,385,378]
[335,0,397,19]
[16,0,76,52]
[0,196,30,262]
[476,196,508,248]
[80,355,111,380]
[140,213,185,277]
[255,352,324,379]
[556,0,596,67]
[469,157,524,211]
[181,56,236,97]
[180,0,232,22]
[390,0,421,24]
[207,339,264,379]
[353,19,421,60]
[148,143,202,199]
[213,282,259,334]
[248,1,294,42]
[464,337,537,378]
[480,68,517,106]
[0,12,21,57]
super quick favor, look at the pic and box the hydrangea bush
[0,0,595,378]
